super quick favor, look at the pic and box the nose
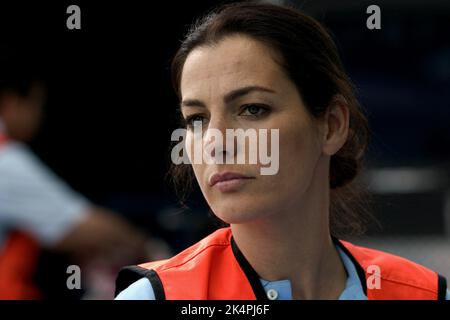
[203,117,236,164]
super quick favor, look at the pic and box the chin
[210,200,272,225]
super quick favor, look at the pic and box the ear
[321,94,349,156]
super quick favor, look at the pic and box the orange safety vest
[0,133,42,299]
[116,227,447,300]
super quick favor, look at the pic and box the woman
[115,2,448,300]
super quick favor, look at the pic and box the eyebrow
[180,85,276,108]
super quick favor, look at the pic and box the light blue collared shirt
[116,245,450,300]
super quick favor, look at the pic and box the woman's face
[180,34,326,224]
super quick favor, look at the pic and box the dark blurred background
[0,0,448,296]
[296,0,450,281]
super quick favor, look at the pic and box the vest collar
[332,237,368,296]
[230,236,268,300]
[230,235,368,299]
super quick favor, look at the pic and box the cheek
[185,132,207,190]
[185,129,207,161]
[277,120,321,187]
[191,163,205,185]
[185,133,194,163]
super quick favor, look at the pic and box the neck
[230,159,347,299]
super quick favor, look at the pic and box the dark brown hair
[168,1,372,238]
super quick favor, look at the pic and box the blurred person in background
[0,44,171,299]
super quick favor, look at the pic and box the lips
[209,171,254,187]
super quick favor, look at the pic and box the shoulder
[0,142,39,170]
[115,278,155,300]
[140,227,232,273]
[115,228,233,297]
[342,240,438,278]
[0,140,89,243]
[340,240,447,299]
[0,141,60,184]
[0,140,87,201]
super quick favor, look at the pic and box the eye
[184,114,208,129]
[239,104,269,118]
